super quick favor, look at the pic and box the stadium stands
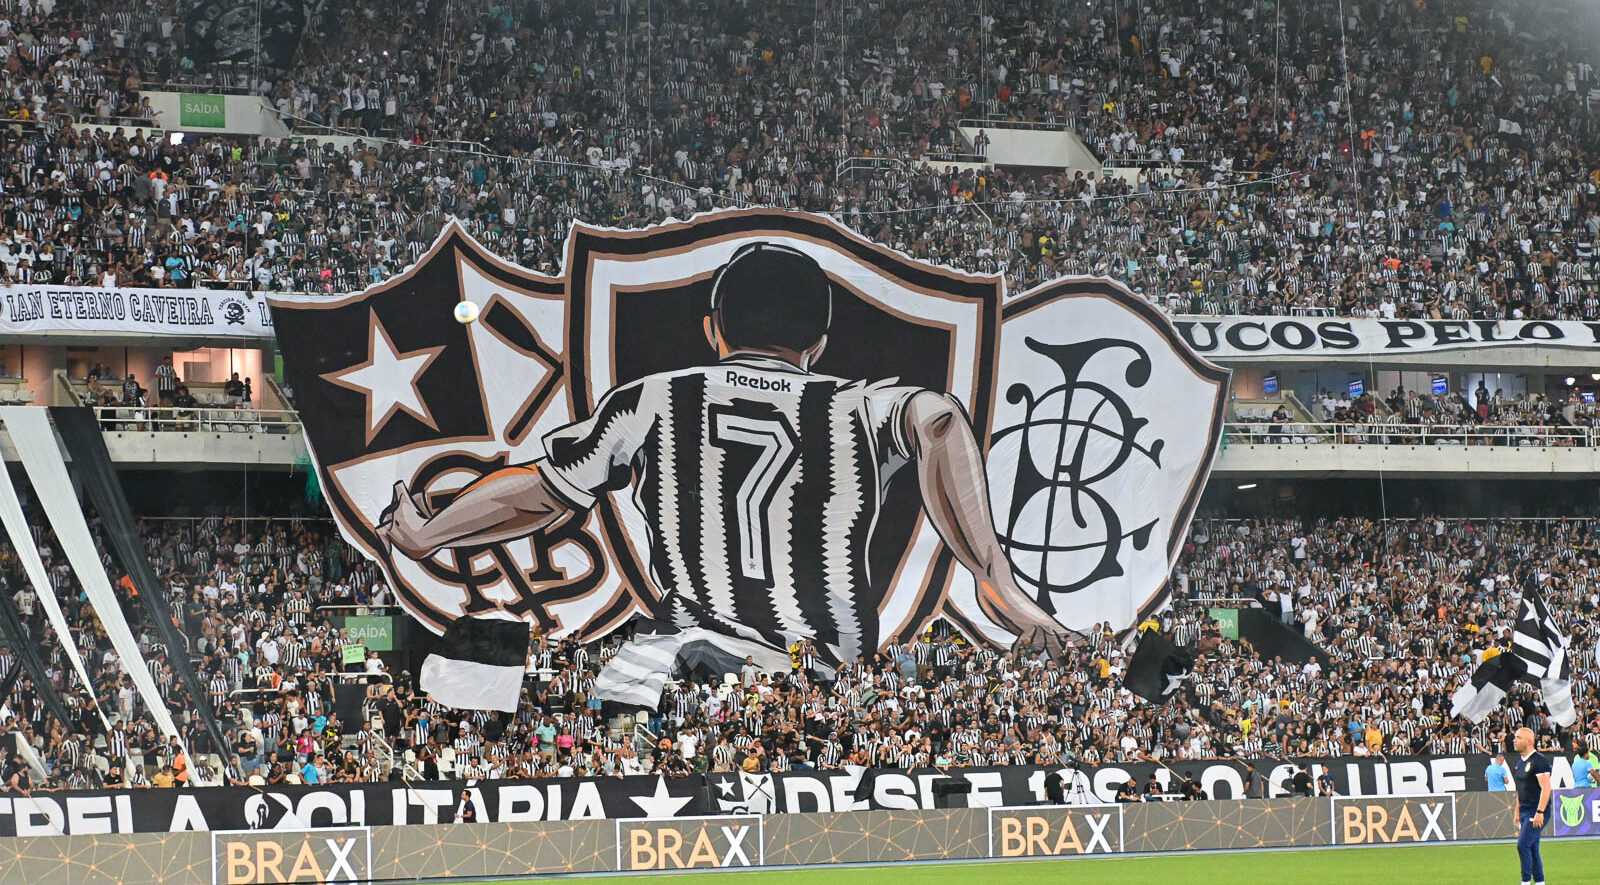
[0,511,1594,790]
[0,0,1589,318]
[0,0,1595,796]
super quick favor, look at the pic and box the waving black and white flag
[1479,583,1578,728]
[1513,587,1576,728]
[190,0,321,67]
[1512,585,1567,680]
[1449,648,1526,723]
[1452,589,1576,728]
[1123,630,1196,704]
[419,617,531,713]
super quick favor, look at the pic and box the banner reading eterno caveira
[0,285,274,337]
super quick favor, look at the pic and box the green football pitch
[470,840,1600,885]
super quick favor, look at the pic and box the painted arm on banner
[905,391,1074,656]
[382,381,652,557]
[378,466,575,559]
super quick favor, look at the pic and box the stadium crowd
[0,511,1595,794]
[1312,384,1600,430]
[1227,382,1600,444]
[0,0,1591,320]
[0,0,1596,796]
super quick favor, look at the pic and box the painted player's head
[705,242,833,368]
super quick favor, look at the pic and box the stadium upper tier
[0,0,1591,322]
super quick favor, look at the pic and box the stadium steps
[1281,390,1318,424]
[955,119,1100,173]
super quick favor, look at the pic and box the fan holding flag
[1451,574,1577,730]
[1123,627,1198,705]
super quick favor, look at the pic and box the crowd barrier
[1,789,1595,884]
[0,754,1512,837]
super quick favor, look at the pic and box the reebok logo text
[725,371,793,392]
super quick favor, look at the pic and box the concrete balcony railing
[5,408,1597,476]
[90,406,306,466]
[1216,421,1600,477]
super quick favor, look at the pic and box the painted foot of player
[977,580,1076,657]
[1006,619,1078,659]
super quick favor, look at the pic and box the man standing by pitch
[1508,727,1552,885]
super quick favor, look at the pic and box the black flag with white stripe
[419,617,531,712]
[1512,583,1566,679]
[1510,580,1576,728]
[1449,649,1526,723]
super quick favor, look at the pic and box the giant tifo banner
[0,755,1522,837]
[268,209,1230,662]
[0,285,274,337]
[1172,316,1600,359]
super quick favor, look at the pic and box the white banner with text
[1171,317,1600,359]
[0,286,274,337]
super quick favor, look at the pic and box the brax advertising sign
[1332,796,1454,845]
[0,795,1526,885]
[989,806,1123,856]
[211,827,372,885]
[617,816,763,871]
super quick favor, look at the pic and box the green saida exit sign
[180,94,226,127]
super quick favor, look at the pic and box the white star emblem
[321,310,445,444]
[1162,670,1192,697]
[629,776,693,818]
[714,777,737,798]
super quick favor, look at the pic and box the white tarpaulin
[0,407,205,782]
[0,449,110,732]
